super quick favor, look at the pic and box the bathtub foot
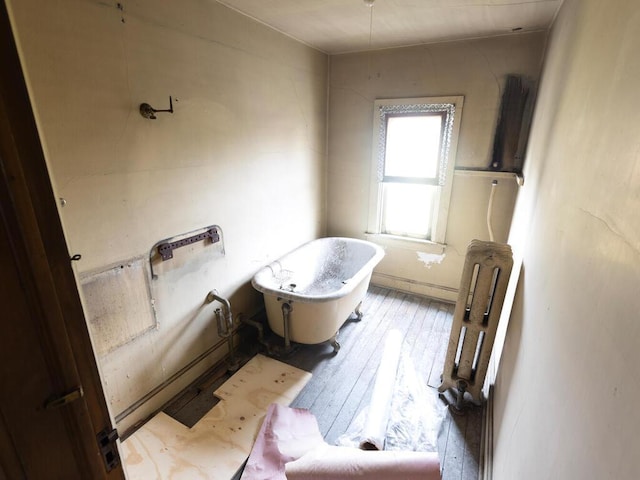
[330,333,341,354]
[354,302,364,321]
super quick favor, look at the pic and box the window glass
[381,183,437,238]
[384,114,442,180]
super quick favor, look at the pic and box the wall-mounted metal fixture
[157,226,219,261]
[149,225,223,279]
[139,96,173,119]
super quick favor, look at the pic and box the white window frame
[367,96,464,245]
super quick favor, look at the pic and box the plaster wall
[493,0,640,478]
[327,33,545,301]
[7,0,327,431]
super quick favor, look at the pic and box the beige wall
[327,33,545,301]
[7,0,327,431]
[493,0,640,478]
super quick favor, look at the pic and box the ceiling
[216,0,563,54]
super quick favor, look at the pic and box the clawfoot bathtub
[252,237,384,352]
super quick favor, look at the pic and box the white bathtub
[252,237,385,348]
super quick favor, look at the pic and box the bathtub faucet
[266,260,282,277]
[206,290,239,372]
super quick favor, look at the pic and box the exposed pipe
[206,290,239,372]
[215,308,228,336]
[207,290,231,325]
[486,179,498,242]
[239,313,272,354]
[281,302,292,351]
[452,379,468,416]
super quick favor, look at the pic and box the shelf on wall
[454,168,524,186]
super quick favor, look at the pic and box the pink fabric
[285,445,441,480]
[240,403,325,480]
[241,403,441,480]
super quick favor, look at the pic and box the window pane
[381,183,438,238]
[384,115,442,179]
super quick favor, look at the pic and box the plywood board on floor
[121,354,311,479]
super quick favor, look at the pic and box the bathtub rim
[251,236,384,304]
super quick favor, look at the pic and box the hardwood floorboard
[408,299,440,366]
[323,367,376,445]
[441,412,467,480]
[462,406,482,479]
[415,303,449,388]
[438,413,454,477]
[427,303,456,388]
[403,297,434,354]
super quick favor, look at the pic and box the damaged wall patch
[417,251,446,268]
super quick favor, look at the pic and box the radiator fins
[439,240,513,404]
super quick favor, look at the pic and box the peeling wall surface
[80,258,156,355]
[327,33,545,301]
[7,0,327,431]
[493,0,640,478]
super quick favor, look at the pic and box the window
[367,96,463,244]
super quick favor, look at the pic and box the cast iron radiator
[439,240,513,406]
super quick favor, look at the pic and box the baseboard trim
[371,272,458,303]
[479,385,494,480]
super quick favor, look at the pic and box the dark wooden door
[0,205,94,479]
[0,1,125,478]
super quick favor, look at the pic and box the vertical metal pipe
[281,302,292,351]
[207,290,238,371]
[215,308,226,336]
[487,179,498,242]
[454,379,468,415]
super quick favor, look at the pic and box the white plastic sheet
[359,329,403,450]
[337,351,445,452]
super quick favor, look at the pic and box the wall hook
[139,96,173,120]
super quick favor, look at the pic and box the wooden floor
[281,286,483,480]
[165,286,483,480]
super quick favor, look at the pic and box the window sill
[364,233,446,254]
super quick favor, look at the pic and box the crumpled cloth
[240,403,325,479]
